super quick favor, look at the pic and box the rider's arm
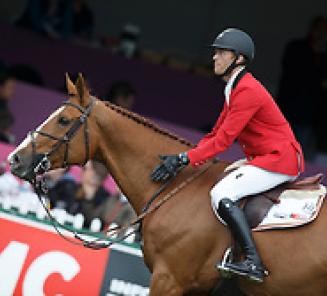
[187,88,262,166]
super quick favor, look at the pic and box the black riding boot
[217,198,265,282]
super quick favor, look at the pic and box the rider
[150,28,304,282]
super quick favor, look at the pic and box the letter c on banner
[23,251,80,296]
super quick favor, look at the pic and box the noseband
[30,98,95,175]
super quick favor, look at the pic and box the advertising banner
[101,250,150,296]
[0,212,150,296]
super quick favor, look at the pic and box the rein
[32,161,215,249]
[28,96,217,249]
[74,161,215,249]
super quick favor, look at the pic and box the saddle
[240,173,324,228]
[219,171,325,274]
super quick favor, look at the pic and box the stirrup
[223,260,268,283]
[217,248,269,282]
[216,247,234,279]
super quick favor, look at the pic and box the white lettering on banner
[109,279,149,296]
[0,241,29,296]
[23,251,80,296]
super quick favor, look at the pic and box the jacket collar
[224,67,247,105]
[232,68,247,89]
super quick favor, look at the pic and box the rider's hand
[150,152,189,182]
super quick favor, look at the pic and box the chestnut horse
[9,74,327,296]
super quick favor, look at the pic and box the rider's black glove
[150,152,189,182]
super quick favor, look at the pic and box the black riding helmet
[211,28,255,63]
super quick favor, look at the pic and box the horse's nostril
[13,154,21,164]
[9,153,22,168]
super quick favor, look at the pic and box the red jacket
[188,72,304,176]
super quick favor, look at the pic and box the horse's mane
[103,101,193,148]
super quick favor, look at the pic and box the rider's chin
[214,66,222,75]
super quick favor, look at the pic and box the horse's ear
[65,73,77,96]
[75,73,90,106]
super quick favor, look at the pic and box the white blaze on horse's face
[35,106,66,133]
[8,106,65,162]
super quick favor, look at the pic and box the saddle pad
[253,185,326,231]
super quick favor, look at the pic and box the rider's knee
[210,185,231,208]
[218,198,234,211]
[216,198,235,223]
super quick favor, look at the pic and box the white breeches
[211,165,297,214]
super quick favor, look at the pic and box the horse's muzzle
[8,152,51,181]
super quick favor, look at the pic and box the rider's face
[212,49,235,76]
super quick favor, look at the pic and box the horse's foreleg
[149,271,183,296]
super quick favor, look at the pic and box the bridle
[26,96,112,249]
[30,98,95,175]
[26,95,144,249]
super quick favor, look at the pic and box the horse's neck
[94,104,191,214]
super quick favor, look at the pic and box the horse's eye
[58,116,71,126]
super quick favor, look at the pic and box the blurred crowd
[45,160,136,230]
[0,120,137,233]
[11,0,208,73]
[277,16,327,161]
[0,62,16,145]
[14,0,141,59]
[15,0,94,43]
[0,157,137,232]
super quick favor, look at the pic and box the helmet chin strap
[217,53,246,79]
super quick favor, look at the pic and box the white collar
[224,67,245,105]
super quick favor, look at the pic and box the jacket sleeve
[188,88,262,165]
[197,102,228,147]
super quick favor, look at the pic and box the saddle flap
[243,196,274,228]
[242,174,325,229]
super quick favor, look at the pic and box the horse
[8,74,327,296]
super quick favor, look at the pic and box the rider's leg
[210,165,296,282]
[217,198,265,281]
